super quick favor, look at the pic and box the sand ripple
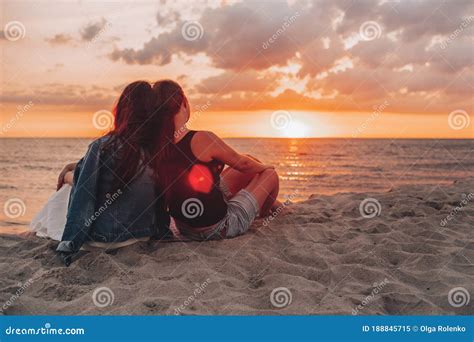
[0,180,472,315]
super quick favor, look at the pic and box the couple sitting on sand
[36,80,280,265]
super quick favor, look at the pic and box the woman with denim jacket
[54,81,170,265]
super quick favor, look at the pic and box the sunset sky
[1,0,473,138]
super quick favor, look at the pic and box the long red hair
[103,81,156,190]
[148,80,188,201]
[103,80,188,196]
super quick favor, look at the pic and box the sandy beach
[0,178,472,316]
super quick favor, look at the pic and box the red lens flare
[187,164,213,193]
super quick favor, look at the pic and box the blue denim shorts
[175,178,259,240]
[220,188,259,238]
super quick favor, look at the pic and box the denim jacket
[56,135,170,265]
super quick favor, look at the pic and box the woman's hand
[57,163,77,190]
[244,154,275,173]
[64,171,74,186]
[261,164,275,171]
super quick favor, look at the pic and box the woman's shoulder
[179,130,216,146]
[83,135,116,159]
[90,134,112,147]
[189,131,223,162]
[193,130,220,142]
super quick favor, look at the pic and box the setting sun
[282,120,310,138]
[0,0,472,140]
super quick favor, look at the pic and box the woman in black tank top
[149,80,281,237]
[166,130,227,227]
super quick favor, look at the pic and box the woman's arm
[57,162,77,190]
[56,142,101,265]
[193,131,273,174]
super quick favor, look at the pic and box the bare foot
[275,199,297,214]
[260,200,294,217]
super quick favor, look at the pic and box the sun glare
[283,119,310,138]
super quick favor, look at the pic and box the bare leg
[220,167,256,198]
[221,155,281,214]
[220,154,262,197]
[244,168,280,217]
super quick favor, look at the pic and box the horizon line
[1,136,472,140]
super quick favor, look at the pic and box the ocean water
[1,138,473,233]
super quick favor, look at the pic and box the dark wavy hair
[103,80,156,190]
[103,79,188,195]
[148,80,188,200]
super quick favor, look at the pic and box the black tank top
[166,131,227,227]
